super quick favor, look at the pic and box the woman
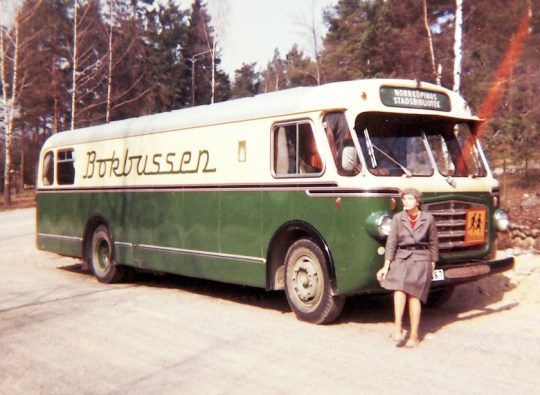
[376,188,438,348]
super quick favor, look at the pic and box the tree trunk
[1,5,21,206]
[453,0,464,93]
[106,0,114,122]
[71,0,78,130]
[422,0,439,85]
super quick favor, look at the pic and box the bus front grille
[424,200,487,255]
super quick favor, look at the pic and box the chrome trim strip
[306,188,400,198]
[38,233,83,242]
[134,243,266,265]
[36,182,338,194]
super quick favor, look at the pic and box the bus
[36,79,514,324]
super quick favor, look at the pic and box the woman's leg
[393,291,407,339]
[407,295,422,345]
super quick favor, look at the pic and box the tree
[452,0,463,92]
[70,0,110,129]
[321,0,436,82]
[206,0,229,104]
[260,49,287,92]
[16,0,72,137]
[185,0,227,106]
[320,0,373,81]
[231,62,260,99]
[294,0,325,85]
[480,1,538,178]
[103,0,151,121]
[423,0,440,84]
[284,44,318,87]
[1,0,44,205]
[144,0,189,112]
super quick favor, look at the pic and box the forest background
[1,0,539,206]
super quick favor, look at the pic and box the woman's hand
[376,266,389,282]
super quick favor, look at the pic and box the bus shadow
[59,263,291,315]
[59,263,518,330]
[137,271,292,314]
[338,273,519,336]
[421,274,519,336]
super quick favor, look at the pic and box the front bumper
[432,256,515,288]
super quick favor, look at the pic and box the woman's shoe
[392,331,406,342]
[405,338,419,348]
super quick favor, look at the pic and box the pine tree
[231,62,260,99]
[143,0,189,112]
[182,0,229,106]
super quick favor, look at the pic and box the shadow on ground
[59,262,518,331]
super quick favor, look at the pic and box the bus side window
[298,123,323,174]
[57,149,75,185]
[275,126,290,175]
[272,122,322,177]
[42,151,54,186]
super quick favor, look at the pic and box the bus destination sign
[380,87,451,112]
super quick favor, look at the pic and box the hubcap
[96,239,110,271]
[292,255,321,305]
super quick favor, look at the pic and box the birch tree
[422,0,440,85]
[294,0,324,85]
[453,0,463,93]
[1,3,18,205]
[1,0,42,205]
[70,0,78,130]
[70,0,109,129]
[206,0,229,104]
[103,0,149,122]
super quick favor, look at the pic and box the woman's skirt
[380,257,432,303]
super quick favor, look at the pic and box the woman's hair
[401,188,423,206]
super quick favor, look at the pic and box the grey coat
[384,210,439,263]
[381,210,439,302]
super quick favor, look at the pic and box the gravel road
[1,208,539,394]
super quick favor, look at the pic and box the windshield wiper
[370,143,412,177]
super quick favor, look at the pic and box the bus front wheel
[284,239,345,324]
[90,225,125,283]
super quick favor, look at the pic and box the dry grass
[498,169,540,227]
[0,189,36,212]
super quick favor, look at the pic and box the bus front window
[355,113,433,177]
[355,113,487,178]
[426,122,487,177]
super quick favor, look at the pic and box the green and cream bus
[36,79,514,324]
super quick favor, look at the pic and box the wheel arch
[266,220,337,294]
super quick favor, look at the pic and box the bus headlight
[366,212,392,239]
[494,209,510,231]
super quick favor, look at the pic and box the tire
[425,286,455,308]
[284,239,345,324]
[90,225,125,283]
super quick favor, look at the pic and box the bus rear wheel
[284,239,345,324]
[90,225,125,283]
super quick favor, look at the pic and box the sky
[177,0,338,77]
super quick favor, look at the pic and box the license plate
[432,269,445,281]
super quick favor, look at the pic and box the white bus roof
[43,79,479,149]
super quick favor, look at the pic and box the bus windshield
[354,113,487,177]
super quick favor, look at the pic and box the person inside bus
[298,129,322,174]
[376,188,438,348]
[323,112,359,176]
